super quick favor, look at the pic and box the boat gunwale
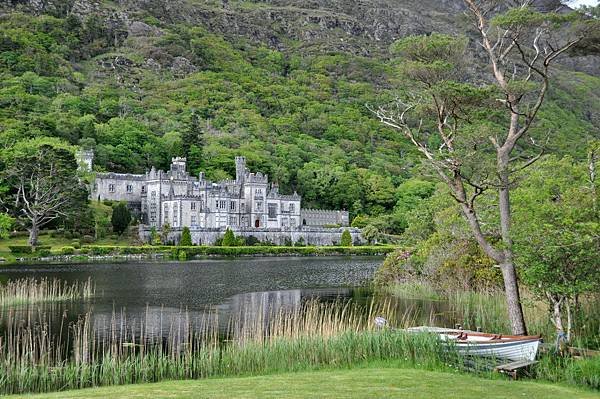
[439,331,541,343]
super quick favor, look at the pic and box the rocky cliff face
[1,0,598,74]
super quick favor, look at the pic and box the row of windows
[106,184,138,193]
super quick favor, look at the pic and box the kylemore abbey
[82,152,359,245]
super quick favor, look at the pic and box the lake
[0,256,453,338]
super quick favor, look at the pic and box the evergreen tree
[180,226,192,246]
[222,228,236,246]
[341,229,352,247]
[111,203,131,235]
[150,226,160,245]
[183,111,204,175]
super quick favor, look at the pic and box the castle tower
[171,157,187,173]
[235,156,246,183]
[76,149,94,172]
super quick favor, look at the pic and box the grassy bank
[386,281,600,389]
[0,234,131,263]
[0,233,395,264]
[10,365,600,399]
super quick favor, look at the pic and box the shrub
[341,229,352,247]
[35,246,52,257]
[351,215,369,228]
[38,250,51,257]
[64,231,74,239]
[294,237,306,247]
[111,203,131,235]
[82,235,95,244]
[49,228,64,238]
[8,245,33,254]
[222,228,236,246]
[180,227,192,246]
[178,250,187,261]
[60,246,76,255]
[373,248,413,285]
[72,232,81,239]
[150,227,161,245]
[245,235,260,246]
[71,240,81,249]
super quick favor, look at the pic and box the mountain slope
[0,0,599,232]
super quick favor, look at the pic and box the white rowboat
[405,326,542,362]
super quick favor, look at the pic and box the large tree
[513,156,600,342]
[0,138,87,246]
[372,1,598,334]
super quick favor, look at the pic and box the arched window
[303,219,307,226]
[255,219,260,228]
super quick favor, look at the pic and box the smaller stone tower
[235,156,246,183]
[76,149,94,172]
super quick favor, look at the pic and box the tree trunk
[28,223,39,247]
[498,151,528,335]
[500,262,528,335]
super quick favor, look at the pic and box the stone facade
[89,155,354,243]
[301,209,349,227]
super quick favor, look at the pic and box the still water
[0,256,452,337]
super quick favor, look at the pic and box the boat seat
[494,360,538,379]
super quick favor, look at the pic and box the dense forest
[0,0,599,238]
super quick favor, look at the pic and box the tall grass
[0,299,460,395]
[387,282,600,345]
[0,277,95,307]
[387,282,600,390]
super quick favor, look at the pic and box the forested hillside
[1,0,599,234]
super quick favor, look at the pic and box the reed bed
[0,299,460,395]
[388,282,600,347]
[0,277,94,307]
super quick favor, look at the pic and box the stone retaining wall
[139,226,363,246]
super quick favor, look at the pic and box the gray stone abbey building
[85,153,359,245]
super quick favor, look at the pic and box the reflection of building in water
[229,289,303,320]
[69,288,355,346]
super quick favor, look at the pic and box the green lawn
[0,233,133,262]
[12,366,600,399]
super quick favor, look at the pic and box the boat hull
[404,326,541,362]
[448,338,540,362]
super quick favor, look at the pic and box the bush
[180,227,192,246]
[64,231,74,239]
[373,248,413,285]
[178,250,187,261]
[71,231,81,239]
[294,237,306,247]
[60,246,76,255]
[111,203,131,235]
[71,240,81,249]
[82,235,95,244]
[245,235,260,246]
[222,228,236,246]
[341,229,352,247]
[8,245,33,254]
[49,228,65,238]
[37,249,52,257]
